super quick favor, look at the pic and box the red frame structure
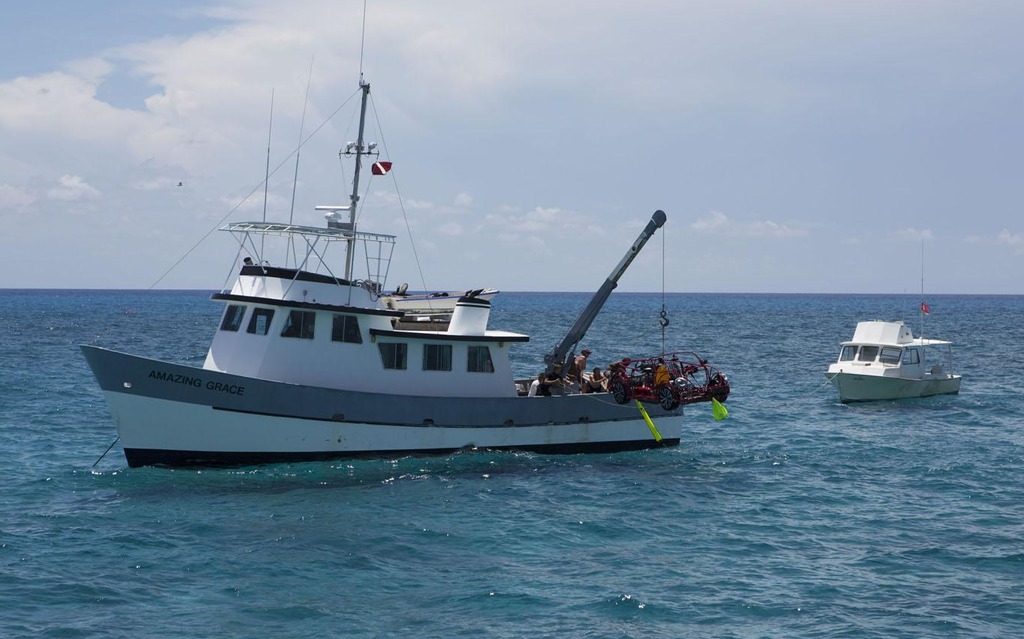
[608,351,730,410]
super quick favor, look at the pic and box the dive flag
[371,161,393,175]
[711,397,728,421]
[920,300,930,315]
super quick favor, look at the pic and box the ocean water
[0,289,1022,638]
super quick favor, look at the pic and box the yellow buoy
[634,400,663,441]
[712,397,729,421]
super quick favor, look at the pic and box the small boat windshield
[879,347,902,365]
[840,346,857,361]
[857,346,879,362]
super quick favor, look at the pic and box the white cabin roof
[850,321,914,345]
[843,320,952,347]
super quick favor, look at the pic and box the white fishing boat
[826,319,962,403]
[81,76,686,467]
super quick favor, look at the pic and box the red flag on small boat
[371,161,393,175]
[920,300,930,315]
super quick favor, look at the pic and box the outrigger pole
[544,209,667,375]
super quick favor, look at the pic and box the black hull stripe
[123,440,681,468]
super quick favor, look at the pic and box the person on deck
[530,367,563,397]
[528,373,543,397]
[582,366,606,394]
[655,358,671,387]
[544,365,565,395]
[572,349,591,382]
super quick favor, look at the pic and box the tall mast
[344,79,371,281]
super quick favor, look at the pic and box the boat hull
[83,346,682,467]
[828,372,962,403]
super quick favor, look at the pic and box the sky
[1,0,1022,294]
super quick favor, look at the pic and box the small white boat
[826,320,962,403]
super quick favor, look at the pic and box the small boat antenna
[919,238,925,339]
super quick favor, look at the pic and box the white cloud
[995,229,1023,251]
[498,206,586,234]
[691,210,807,238]
[454,192,472,207]
[0,183,35,209]
[46,175,101,201]
[892,228,934,242]
[692,211,729,233]
[133,177,182,191]
[438,221,463,236]
[747,220,808,239]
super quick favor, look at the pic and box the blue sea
[1,289,1021,638]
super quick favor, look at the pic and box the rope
[818,373,840,390]
[93,436,120,467]
[369,94,432,300]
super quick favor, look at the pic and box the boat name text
[148,370,246,395]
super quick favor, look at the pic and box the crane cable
[659,224,669,354]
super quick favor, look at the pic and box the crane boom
[544,209,667,374]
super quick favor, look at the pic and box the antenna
[919,238,925,339]
[920,238,925,299]
[342,0,370,283]
[358,0,368,82]
[261,88,274,258]
[289,55,315,228]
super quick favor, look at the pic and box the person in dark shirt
[540,364,565,396]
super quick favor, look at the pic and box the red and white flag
[920,300,930,315]
[371,161,393,175]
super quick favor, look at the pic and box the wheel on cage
[658,385,679,410]
[611,379,628,404]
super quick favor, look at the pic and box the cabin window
[857,346,879,362]
[879,347,902,365]
[379,343,407,370]
[467,346,494,373]
[281,310,316,339]
[246,308,275,336]
[902,349,920,365]
[220,305,246,332]
[839,346,857,361]
[331,315,362,343]
[423,344,453,371]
